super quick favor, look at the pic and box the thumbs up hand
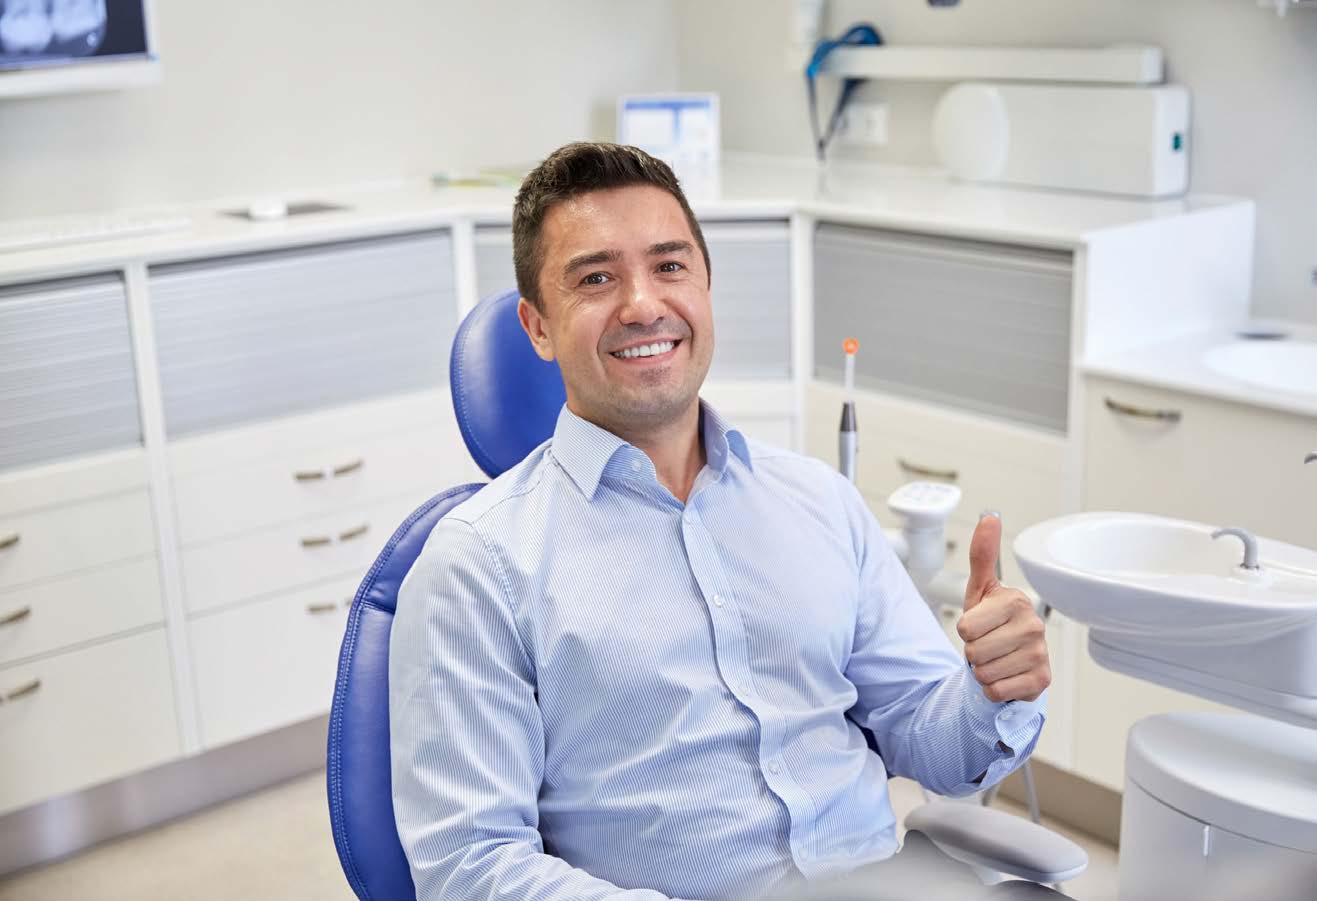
[956,514,1051,703]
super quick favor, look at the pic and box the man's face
[518,185,714,434]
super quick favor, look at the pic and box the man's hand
[957,514,1051,703]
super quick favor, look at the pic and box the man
[390,143,1050,901]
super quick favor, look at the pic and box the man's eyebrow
[562,248,622,279]
[648,240,694,257]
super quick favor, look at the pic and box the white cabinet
[1084,375,1315,547]
[0,628,180,815]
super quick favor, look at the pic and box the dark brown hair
[511,142,711,313]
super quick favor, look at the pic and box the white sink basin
[1015,512,1317,643]
[1203,340,1317,397]
[1015,512,1317,725]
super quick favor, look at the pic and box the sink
[1203,340,1317,396]
[1015,512,1317,644]
[1014,512,1317,726]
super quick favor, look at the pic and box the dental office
[1,1,1315,899]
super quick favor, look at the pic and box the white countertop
[1081,319,1317,420]
[0,153,1248,285]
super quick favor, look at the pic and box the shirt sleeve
[389,515,689,901]
[832,473,1047,797]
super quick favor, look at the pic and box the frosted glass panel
[0,275,141,471]
[151,231,458,436]
[815,224,1072,430]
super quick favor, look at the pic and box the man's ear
[517,297,556,362]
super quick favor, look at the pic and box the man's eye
[658,261,685,273]
[581,272,609,286]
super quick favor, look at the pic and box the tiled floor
[0,771,1118,900]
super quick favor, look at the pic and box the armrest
[905,801,1088,885]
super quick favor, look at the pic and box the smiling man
[389,143,1050,901]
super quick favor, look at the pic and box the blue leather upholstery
[327,288,565,901]
[450,289,567,479]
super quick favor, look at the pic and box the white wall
[0,0,679,217]
[676,0,1317,324]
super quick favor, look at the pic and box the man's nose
[618,277,666,325]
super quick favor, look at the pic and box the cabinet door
[150,231,458,437]
[0,274,141,472]
[814,225,1073,431]
[0,629,180,816]
[189,576,358,748]
[1084,376,1316,547]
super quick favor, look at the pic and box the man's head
[512,142,714,436]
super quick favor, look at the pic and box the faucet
[1212,527,1260,571]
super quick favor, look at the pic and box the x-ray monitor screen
[0,0,150,71]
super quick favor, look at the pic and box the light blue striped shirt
[389,400,1045,901]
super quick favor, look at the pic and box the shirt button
[712,594,724,607]
[683,511,695,524]
[798,848,810,861]
[630,460,643,472]
[741,682,753,696]
[767,761,781,775]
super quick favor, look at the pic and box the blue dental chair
[326,288,564,901]
[324,289,1085,901]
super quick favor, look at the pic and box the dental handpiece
[839,338,859,482]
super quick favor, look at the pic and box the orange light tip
[843,338,859,355]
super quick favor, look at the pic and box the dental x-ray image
[0,0,147,68]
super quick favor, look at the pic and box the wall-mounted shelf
[797,45,1164,85]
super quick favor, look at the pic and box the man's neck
[579,400,706,504]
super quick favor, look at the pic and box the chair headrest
[450,289,566,478]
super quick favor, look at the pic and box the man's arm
[389,516,681,900]
[831,474,1047,797]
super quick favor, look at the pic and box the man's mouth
[609,339,681,361]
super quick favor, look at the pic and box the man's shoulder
[741,435,845,489]
[442,439,558,529]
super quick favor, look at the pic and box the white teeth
[613,340,675,359]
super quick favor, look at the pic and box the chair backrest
[326,289,565,901]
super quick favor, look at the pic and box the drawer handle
[0,533,19,551]
[306,602,339,615]
[945,539,958,554]
[293,458,365,482]
[0,606,32,628]
[1104,396,1182,423]
[338,523,369,542]
[332,459,364,477]
[3,678,40,703]
[897,458,958,482]
[300,535,332,548]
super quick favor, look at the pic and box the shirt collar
[549,398,752,501]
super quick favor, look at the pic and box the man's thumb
[964,513,1002,611]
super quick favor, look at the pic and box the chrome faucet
[1212,527,1260,571]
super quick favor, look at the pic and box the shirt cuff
[962,659,1048,754]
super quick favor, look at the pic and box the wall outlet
[839,102,889,147]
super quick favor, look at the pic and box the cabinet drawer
[172,422,458,546]
[808,382,1068,538]
[0,556,163,667]
[190,576,357,748]
[0,628,180,815]
[0,275,142,473]
[180,494,421,616]
[0,489,156,592]
[1084,377,1316,547]
[814,224,1072,430]
[150,231,458,437]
